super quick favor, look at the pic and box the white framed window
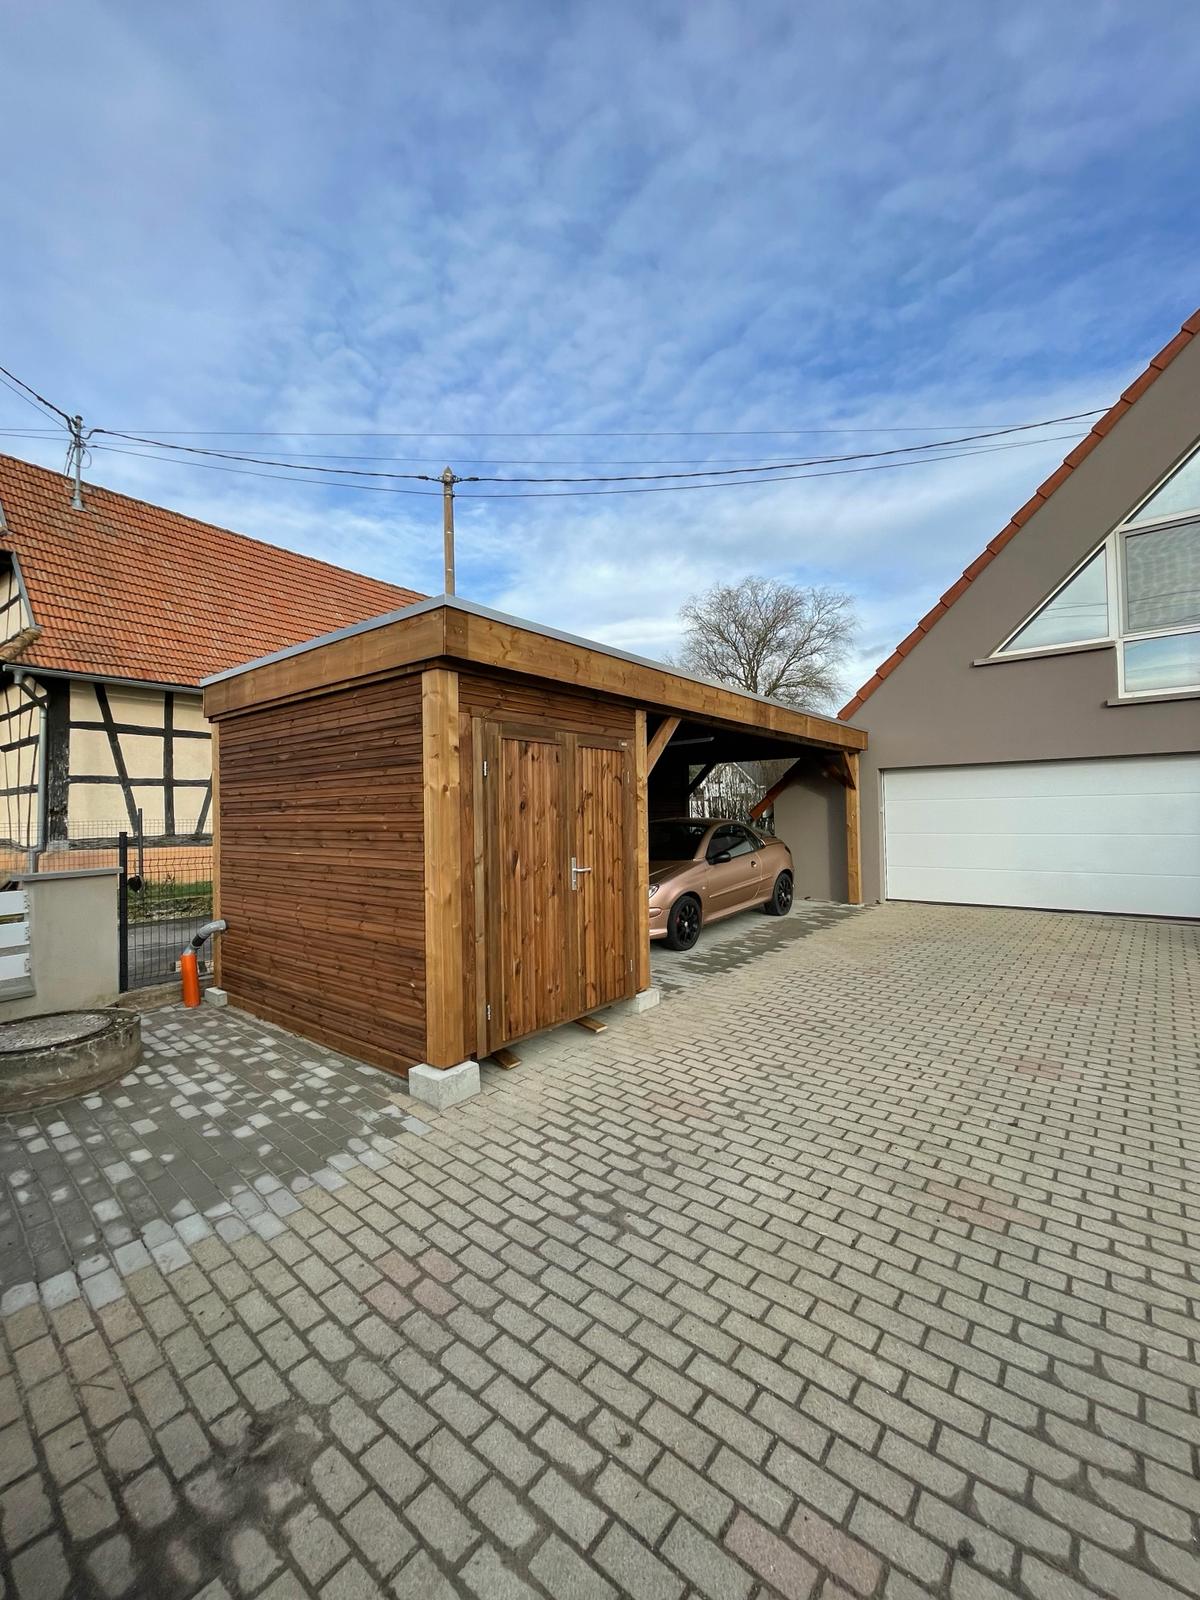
[1116,515,1200,696]
[996,547,1111,656]
[991,439,1200,697]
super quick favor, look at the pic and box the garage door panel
[888,755,1200,802]
[886,793,1200,841]
[891,827,1200,878]
[883,756,1200,918]
[885,862,1200,918]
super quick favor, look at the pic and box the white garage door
[883,755,1200,918]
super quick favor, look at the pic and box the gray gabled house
[775,307,1200,920]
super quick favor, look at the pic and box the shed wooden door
[572,738,635,1014]
[489,728,571,1047]
[478,722,635,1052]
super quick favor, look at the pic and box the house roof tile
[838,308,1200,720]
[0,452,422,687]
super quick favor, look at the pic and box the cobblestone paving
[1,901,1198,1600]
[650,900,860,997]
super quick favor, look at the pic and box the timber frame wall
[205,599,867,1078]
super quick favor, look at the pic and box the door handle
[571,857,592,891]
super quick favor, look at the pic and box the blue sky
[2,1,1198,702]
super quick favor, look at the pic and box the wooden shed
[202,598,867,1100]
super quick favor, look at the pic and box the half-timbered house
[0,452,421,868]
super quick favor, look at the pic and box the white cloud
[1,0,1197,705]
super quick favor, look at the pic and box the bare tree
[676,576,856,709]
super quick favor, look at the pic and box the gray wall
[0,870,120,1019]
[848,335,1200,902]
[773,776,848,902]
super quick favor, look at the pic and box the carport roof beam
[202,595,867,757]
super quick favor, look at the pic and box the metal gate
[117,818,214,990]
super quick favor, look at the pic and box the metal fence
[40,816,213,990]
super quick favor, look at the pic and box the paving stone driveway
[1,901,1198,1600]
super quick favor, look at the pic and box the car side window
[708,826,756,861]
[725,827,759,859]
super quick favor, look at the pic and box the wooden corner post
[633,708,651,992]
[422,667,466,1066]
[210,723,222,987]
[844,750,862,905]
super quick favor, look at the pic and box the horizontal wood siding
[458,671,636,741]
[218,676,425,1073]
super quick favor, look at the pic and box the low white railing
[0,886,32,997]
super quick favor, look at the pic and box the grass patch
[128,877,213,923]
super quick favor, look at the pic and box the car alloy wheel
[765,871,793,916]
[666,895,702,951]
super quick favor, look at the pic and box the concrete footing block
[606,987,661,1017]
[407,1059,480,1109]
[204,987,228,1008]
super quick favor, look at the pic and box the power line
[89,442,441,495]
[0,367,73,430]
[466,413,1100,484]
[89,430,1081,502]
[83,415,1106,439]
[8,430,1031,467]
[91,410,1098,488]
[457,434,1085,498]
[91,429,441,482]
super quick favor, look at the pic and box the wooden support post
[844,750,862,904]
[209,724,222,987]
[633,708,651,993]
[645,715,681,775]
[422,667,465,1066]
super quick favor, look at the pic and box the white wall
[0,869,120,1019]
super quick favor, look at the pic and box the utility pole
[68,415,85,510]
[441,467,457,595]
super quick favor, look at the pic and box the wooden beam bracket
[748,756,807,821]
[645,715,682,774]
[686,760,719,797]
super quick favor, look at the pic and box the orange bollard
[180,949,201,1008]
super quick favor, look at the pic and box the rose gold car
[648,817,794,950]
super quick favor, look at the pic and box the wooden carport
[202,598,867,1096]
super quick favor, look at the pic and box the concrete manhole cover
[0,1011,112,1052]
[0,1009,142,1113]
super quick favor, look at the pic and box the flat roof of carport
[202,594,867,755]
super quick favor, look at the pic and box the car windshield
[648,820,709,860]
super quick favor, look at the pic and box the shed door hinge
[482,758,488,777]
[486,1002,492,1021]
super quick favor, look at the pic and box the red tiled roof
[0,452,423,686]
[838,308,1200,720]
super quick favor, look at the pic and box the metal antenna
[441,467,457,595]
[68,415,85,509]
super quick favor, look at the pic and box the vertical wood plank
[422,667,465,1066]
[470,715,488,1058]
[633,708,651,992]
[845,750,862,905]
[572,742,630,1012]
[481,721,503,1054]
[210,723,222,988]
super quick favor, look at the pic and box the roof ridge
[0,449,422,598]
[838,306,1200,720]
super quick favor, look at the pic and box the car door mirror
[709,849,731,864]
